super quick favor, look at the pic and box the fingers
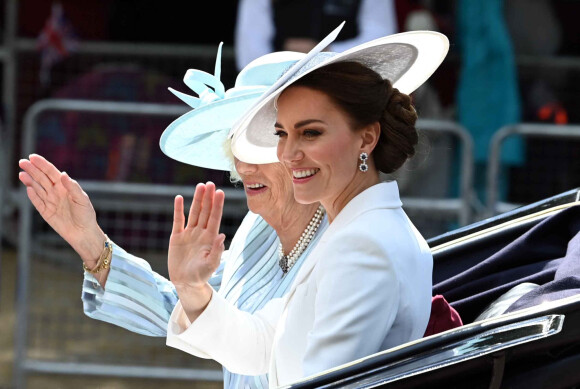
[60,172,88,204]
[183,182,223,232]
[210,233,226,263]
[18,171,48,199]
[172,195,185,234]
[207,189,224,236]
[18,171,37,188]
[26,186,47,214]
[18,159,53,196]
[187,183,205,229]
[29,154,62,185]
[197,182,215,229]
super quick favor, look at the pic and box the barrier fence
[486,123,580,217]
[0,123,5,296]
[409,119,474,225]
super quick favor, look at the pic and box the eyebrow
[274,119,327,129]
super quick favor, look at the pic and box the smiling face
[275,86,372,209]
[234,158,295,217]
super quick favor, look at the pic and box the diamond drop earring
[359,152,368,172]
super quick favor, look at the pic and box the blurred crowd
[3,0,580,205]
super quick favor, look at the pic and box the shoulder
[330,206,409,246]
[311,220,402,302]
[316,207,428,272]
[315,214,396,273]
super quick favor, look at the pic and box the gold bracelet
[83,237,113,274]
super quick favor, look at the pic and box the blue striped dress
[82,210,329,388]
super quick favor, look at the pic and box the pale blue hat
[230,26,450,164]
[160,44,306,171]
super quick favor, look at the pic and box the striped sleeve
[82,243,226,337]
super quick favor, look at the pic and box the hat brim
[231,30,449,165]
[160,91,264,171]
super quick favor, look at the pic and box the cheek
[276,139,286,161]
[314,137,355,169]
[262,165,292,197]
[273,170,292,194]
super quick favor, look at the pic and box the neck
[262,201,321,253]
[323,168,379,223]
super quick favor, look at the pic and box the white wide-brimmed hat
[229,23,450,165]
[160,44,306,171]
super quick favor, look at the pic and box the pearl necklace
[278,205,325,274]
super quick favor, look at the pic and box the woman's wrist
[76,227,107,266]
[175,283,213,323]
[78,230,112,288]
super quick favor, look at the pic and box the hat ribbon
[168,42,227,109]
[168,42,270,109]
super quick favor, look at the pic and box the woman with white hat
[17,48,330,389]
[166,25,449,387]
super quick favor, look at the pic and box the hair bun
[386,88,417,127]
[374,85,419,173]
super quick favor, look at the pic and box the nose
[278,136,303,165]
[235,158,258,175]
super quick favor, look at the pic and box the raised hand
[18,154,106,266]
[168,182,225,319]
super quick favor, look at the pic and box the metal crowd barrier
[0,122,5,291]
[402,119,474,230]
[486,123,580,216]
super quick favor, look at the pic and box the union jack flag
[37,2,79,86]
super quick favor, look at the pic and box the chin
[246,199,261,214]
[294,192,319,205]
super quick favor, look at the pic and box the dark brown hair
[291,61,418,173]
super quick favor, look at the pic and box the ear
[359,121,380,154]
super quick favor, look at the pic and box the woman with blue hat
[18,48,330,389]
[165,24,449,387]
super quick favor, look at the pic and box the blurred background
[1,0,579,388]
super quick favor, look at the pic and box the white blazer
[167,181,433,388]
